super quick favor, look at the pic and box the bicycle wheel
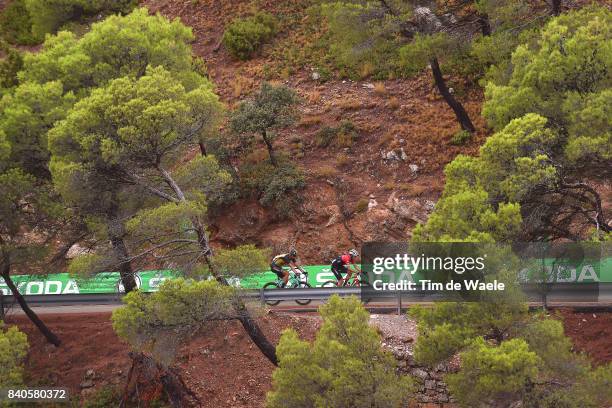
[322,280,338,288]
[263,282,281,306]
[295,282,312,305]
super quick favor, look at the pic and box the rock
[326,179,335,186]
[400,148,408,161]
[85,369,95,379]
[369,194,375,199]
[399,138,406,145]
[362,83,375,89]
[311,71,320,80]
[410,368,429,380]
[425,380,436,390]
[80,380,94,389]
[448,87,454,94]
[384,150,400,161]
[66,243,88,259]
[393,199,428,223]
[424,200,436,211]
[409,164,419,173]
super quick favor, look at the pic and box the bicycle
[263,268,312,306]
[322,271,369,288]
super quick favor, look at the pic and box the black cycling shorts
[330,261,348,281]
[271,263,285,279]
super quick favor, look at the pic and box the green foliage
[81,386,121,408]
[212,244,270,277]
[0,80,75,177]
[315,120,359,147]
[24,0,138,41]
[230,82,299,155]
[0,42,23,91]
[112,278,235,364]
[446,338,539,407]
[409,295,528,366]
[267,295,413,408]
[240,159,305,217]
[414,113,563,241]
[0,322,28,388]
[319,2,404,79]
[483,6,611,163]
[398,33,454,75]
[222,12,278,60]
[449,129,472,146]
[49,65,221,190]
[174,155,234,209]
[0,0,37,45]
[21,8,202,93]
[126,201,208,239]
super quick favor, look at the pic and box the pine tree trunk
[0,290,5,320]
[551,0,561,15]
[123,352,200,408]
[262,131,277,167]
[478,14,491,36]
[107,216,137,293]
[198,141,207,157]
[158,167,279,366]
[0,257,61,346]
[430,57,476,133]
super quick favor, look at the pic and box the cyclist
[270,248,301,287]
[330,249,361,286]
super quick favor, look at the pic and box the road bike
[322,271,369,288]
[263,268,312,306]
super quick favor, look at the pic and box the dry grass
[398,183,427,196]
[313,165,339,178]
[244,149,269,164]
[308,91,321,104]
[374,82,386,95]
[388,96,400,109]
[299,115,323,127]
[337,153,351,167]
[383,182,395,191]
[377,132,395,147]
[338,98,362,110]
[232,76,253,98]
[359,62,375,79]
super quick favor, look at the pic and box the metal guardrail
[1,283,610,311]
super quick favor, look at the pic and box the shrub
[0,322,28,388]
[315,120,359,147]
[354,197,369,213]
[222,12,278,60]
[240,159,305,217]
[446,338,540,407]
[267,295,413,407]
[450,129,472,146]
[0,42,23,91]
[24,0,137,41]
[0,0,38,45]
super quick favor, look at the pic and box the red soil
[5,310,321,407]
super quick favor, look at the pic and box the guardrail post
[260,287,266,305]
[0,291,4,320]
[397,291,402,315]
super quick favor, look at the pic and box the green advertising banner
[0,270,181,296]
[1,259,609,296]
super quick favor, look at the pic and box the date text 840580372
[0,388,69,402]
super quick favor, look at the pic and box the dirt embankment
[6,310,321,407]
[6,308,611,406]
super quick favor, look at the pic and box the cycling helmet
[348,249,359,258]
[289,248,298,257]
